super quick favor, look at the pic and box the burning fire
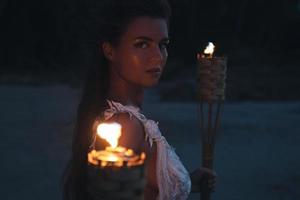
[97,123,121,148]
[204,42,215,57]
[88,122,146,168]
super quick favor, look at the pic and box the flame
[88,122,146,168]
[203,42,215,57]
[97,123,121,148]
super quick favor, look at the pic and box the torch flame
[97,123,121,148]
[204,42,215,57]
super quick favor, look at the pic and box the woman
[63,0,217,199]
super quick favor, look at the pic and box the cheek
[123,46,143,62]
[131,54,145,66]
[115,48,138,67]
[115,49,147,77]
[130,50,151,67]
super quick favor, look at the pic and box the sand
[1,85,299,200]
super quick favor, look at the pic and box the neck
[108,68,144,108]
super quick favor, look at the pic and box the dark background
[1,0,300,101]
[1,1,300,200]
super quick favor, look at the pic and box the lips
[146,67,161,73]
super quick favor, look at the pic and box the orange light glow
[88,122,146,168]
[97,123,121,148]
[203,42,215,58]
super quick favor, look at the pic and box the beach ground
[1,85,299,200]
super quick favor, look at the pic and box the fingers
[200,167,218,178]
[208,178,216,192]
[208,178,216,186]
[206,172,217,193]
[191,167,218,193]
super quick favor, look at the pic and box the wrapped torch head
[197,51,227,102]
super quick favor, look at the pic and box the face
[105,17,169,88]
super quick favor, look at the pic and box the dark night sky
[1,0,300,100]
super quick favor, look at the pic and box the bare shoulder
[105,112,146,153]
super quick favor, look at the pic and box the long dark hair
[63,0,171,199]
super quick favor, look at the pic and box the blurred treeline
[1,0,300,100]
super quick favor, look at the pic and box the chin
[143,80,160,88]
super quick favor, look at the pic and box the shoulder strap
[104,100,147,122]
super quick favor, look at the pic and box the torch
[196,42,227,200]
[87,122,146,200]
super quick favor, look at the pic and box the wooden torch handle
[200,143,214,200]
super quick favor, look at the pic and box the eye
[159,42,169,50]
[134,41,149,49]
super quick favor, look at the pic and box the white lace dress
[103,100,191,200]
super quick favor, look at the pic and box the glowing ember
[97,123,121,148]
[203,42,215,57]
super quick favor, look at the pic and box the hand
[190,167,218,193]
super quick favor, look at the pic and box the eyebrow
[134,36,170,43]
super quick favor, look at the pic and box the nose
[150,45,167,66]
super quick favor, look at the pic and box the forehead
[122,17,168,41]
